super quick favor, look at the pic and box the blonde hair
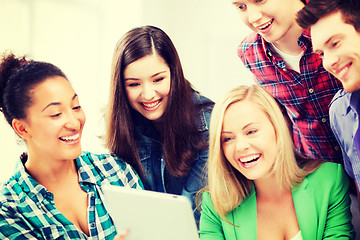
[206,85,322,222]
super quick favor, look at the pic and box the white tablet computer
[102,184,200,240]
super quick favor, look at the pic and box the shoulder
[193,92,214,131]
[305,162,347,189]
[193,92,214,108]
[329,89,350,111]
[200,191,221,219]
[0,177,20,204]
[0,160,32,204]
[79,151,129,169]
[329,90,355,136]
[0,173,36,216]
[237,32,263,58]
[202,190,212,204]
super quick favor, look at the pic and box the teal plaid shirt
[0,151,143,239]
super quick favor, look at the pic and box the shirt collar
[13,157,53,204]
[193,92,210,132]
[331,89,360,116]
[262,29,311,63]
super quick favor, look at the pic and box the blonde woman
[199,85,354,239]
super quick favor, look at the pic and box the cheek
[159,80,171,97]
[239,14,251,26]
[222,144,233,162]
[125,87,139,104]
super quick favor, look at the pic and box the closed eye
[127,82,140,87]
[246,129,258,135]
[50,113,61,118]
[222,137,233,143]
[154,77,164,83]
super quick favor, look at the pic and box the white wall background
[0,0,254,183]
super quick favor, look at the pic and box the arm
[181,145,208,226]
[323,164,354,239]
[182,103,212,225]
[356,181,360,215]
[114,155,144,190]
[198,191,225,240]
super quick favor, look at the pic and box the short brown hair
[297,0,360,32]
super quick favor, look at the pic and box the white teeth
[60,133,79,142]
[258,19,273,30]
[142,100,160,108]
[239,154,260,163]
[338,66,349,77]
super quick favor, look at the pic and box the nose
[322,52,339,73]
[235,137,249,153]
[141,82,156,101]
[247,5,262,24]
[64,111,81,130]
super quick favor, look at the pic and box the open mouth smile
[257,19,274,31]
[336,62,352,80]
[59,133,80,143]
[238,154,261,168]
[140,99,162,110]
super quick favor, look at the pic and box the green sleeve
[323,164,354,239]
[199,191,226,240]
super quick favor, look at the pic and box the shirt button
[335,146,340,151]
[309,88,314,94]
[266,50,272,58]
[321,118,326,123]
[282,68,287,72]
[91,223,96,228]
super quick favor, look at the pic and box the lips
[59,133,80,142]
[140,99,162,110]
[238,153,261,168]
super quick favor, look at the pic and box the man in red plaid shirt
[231,0,343,162]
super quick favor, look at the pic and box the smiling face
[221,100,277,181]
[124,54,171,121]
[21,76,86,162]
[311,11,360,93]
[231,0,304,45]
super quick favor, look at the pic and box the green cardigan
[199,162,354,240]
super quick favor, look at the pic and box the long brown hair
[106,26,209,180]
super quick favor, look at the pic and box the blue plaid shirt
[0,151,143,239]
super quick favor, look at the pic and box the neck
[25,151,78,189]
[272,1,305,55]
[254,175,291,201]
[152,117,164,136]
[272,25,303,55]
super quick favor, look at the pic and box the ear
[12,119,31,140]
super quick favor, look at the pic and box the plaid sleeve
[112,155,144,190]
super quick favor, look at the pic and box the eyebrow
[221,122,254,134]
[42,93,78,112]
[124,71,167,81]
